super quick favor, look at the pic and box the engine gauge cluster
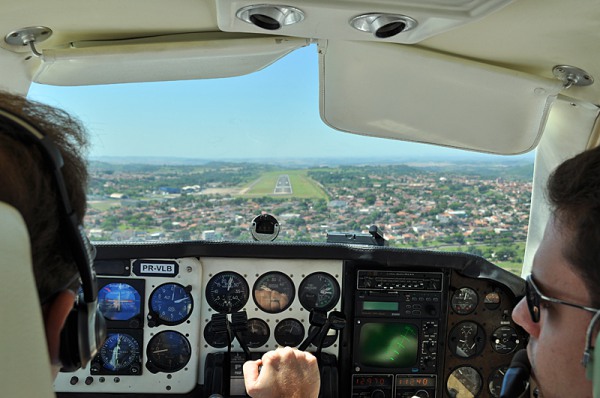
[199,258,344,378]
[443,273,526,398]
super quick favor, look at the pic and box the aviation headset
[0,106,106,372]
[584,311,600,397]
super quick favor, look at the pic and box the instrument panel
[54,242,526,398]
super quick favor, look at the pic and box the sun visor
[33,33,309,86]
[319,40,563,154]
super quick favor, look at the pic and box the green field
[241,170,329,199]
[88,201,121,211]
[394,241,525,276]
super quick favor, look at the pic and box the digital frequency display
[358,323,418,367]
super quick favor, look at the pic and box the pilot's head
[0,91,90,377]
[513,145,600,398]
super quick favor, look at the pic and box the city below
[86,159,533,274]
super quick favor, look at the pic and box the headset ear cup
[589,332,600,398]
[59,308,82,372]
[59,297,107,373]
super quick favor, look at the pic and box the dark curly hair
[0,91,89,303]
[547,145,600,307]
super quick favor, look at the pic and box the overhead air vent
[218,0,516,44]
[236,5,305,31]
[350,14,417,38]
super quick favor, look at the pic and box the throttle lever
[210,313,231,353]
[231,311,251,359]
[314,311,346,357]
[298,310,328,351]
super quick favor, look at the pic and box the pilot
[0,91,319,398]
[512,145,600,398]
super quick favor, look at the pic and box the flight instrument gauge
[241,318,271,348]
[447,366,482,398]
[148,283,193,326]
[206,271,249,313]
[491,326,520,354]
[484,291,502,310]
[321,330,338,348]
[98,282,142,321]
[488,366,509,398]
[98,333,141,373]
[298,272,340,312]
[449,321,485,358]
[274,318,305,347]
[451,287,478,315]
[253,271,295,313]
[146,331,191,373]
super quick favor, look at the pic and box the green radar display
[358,323,418,367]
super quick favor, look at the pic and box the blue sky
[28,44,533,163]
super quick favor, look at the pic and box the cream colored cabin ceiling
[0,0,219,43]
[0,0,598,156]
[1,0,598,101]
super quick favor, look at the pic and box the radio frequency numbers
[396,375,436,387]
[354,376,389,386]
[352,374,393,397]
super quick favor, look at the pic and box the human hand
[243,347,320,398]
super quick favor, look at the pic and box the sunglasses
[525,274,600,323]
[525,274,600,368]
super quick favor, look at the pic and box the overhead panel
[319,40,564,155]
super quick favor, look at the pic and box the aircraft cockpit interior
[0,0,599,398]
[51,239,526,398]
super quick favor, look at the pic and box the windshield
[28,44,531,275]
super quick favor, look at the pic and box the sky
[28,44,534,163]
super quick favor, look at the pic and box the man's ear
[43,290,76,366]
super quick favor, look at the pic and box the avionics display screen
[362,301,399,311]
[358,323,418,368]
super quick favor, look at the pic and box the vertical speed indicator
[205,271,249,313]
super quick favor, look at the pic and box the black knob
[84,377,93,385]
[69,376,79,385]
[371,389,385,398]
[426,342,437,353]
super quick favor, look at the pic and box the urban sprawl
[86,161,532,270]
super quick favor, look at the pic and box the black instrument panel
[55,241,526,398]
